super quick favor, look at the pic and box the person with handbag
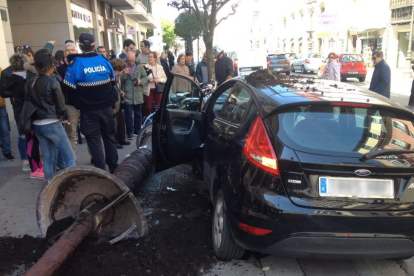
[144,51,167,118]
[27,53,76,180]
[2,53,45,178]
[121,52,148,139]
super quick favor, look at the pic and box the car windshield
[341,54,363,62]
[270,104,414,157]
[308,53,323,58]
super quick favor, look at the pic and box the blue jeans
[14,122,27,160]
[33,121,76,180]
[0,107,11,155]
[124,104,143,136]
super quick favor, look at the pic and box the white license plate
[319,177,394,198]
[348,71,358,74]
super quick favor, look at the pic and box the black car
[152,72,414,260]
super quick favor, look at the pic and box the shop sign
[108,19,120,29]
[317,14,337,30]
[117,24,125,34]
[128,26,136,35]
[357,29,385,38]
[71,4,93,29]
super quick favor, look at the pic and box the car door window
[168,75,201,111]
[206,84,235,130]
[219,85,252,125]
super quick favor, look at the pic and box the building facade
[6,0,158,55]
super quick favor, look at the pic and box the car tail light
[305,59,310,64]
[238,222,272,236]
[267,57,270,69]
[243,117,279,176]
[331,102,372,108]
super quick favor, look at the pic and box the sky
[156,0,180,22]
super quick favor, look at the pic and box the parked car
[339,53,367,82]
[317,53,367,82]
[153,72,414,261]
[268,54,291,75]
[291,52,324,74]
[227,48,267,77]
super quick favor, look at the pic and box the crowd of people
[0,33,236,182]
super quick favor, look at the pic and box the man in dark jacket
[63,33,119,173]
[214,46,234,86]
[369,51,391,98]
[185,51,195,77]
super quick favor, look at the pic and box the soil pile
[0,164,216,276]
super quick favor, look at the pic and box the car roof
[227,78,411,118]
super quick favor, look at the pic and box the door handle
[183,120,195,136]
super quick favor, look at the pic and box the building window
[391,139,411,149]
[253,11,259,23]
[393,120,408,134]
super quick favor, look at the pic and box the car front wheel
[212,190,245,260]
[359,77,366,82]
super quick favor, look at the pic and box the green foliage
[146,29,154,38]
[161,20,176,49]
[174,12,203,41]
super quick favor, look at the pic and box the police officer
[63,33,119,173]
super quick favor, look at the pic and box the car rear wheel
[291,64,295,72]
[359,77,366,82]
[301,65,306,74]
[212,190,245,260]
[341,78,347,82]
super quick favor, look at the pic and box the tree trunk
[186,38,194,53]
[204,39,215,82]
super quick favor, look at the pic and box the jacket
[26,75,67,121]
[321,61,340,81]
[160,58,171,79]
[0,66,13,105]
[57,63,77,106]
[196,60,208,83]
[145,64,167,96]
[63,52,117,111]
[186,62,195,77]
[369,59,391,98]
[167,51,175,69]
[120,64,148,105]
[215,56,234,85]
[3,74,26,122]
[171,64,191,94]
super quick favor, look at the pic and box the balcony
[102,0,134,10]
[390,0,412,9]
[391,5,413,24]
[122,0,156,29]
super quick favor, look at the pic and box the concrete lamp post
[307,0,317,51]
[405,1,414,78]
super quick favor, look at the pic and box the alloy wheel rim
[214,197,224,248]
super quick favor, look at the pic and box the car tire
[286,71,290,76]
[310,71,314,74]
[341,78,346,82]
[212,190,245,260]
[291,64,295,72]
[389,255,414,262]
[359,77,366,82]
[301,65,306,74]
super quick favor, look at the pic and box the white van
[227,48,267,77]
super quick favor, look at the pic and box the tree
[146,29,154,38]
[161,20,176,49]
[169,0,239,81]
[174,11,203,53]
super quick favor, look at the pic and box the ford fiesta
[151,71,414,260]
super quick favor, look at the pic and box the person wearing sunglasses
[321,52,340,82]
[368,50,391,99]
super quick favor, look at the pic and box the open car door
[152,73,205,172]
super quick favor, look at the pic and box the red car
[338,53,367,82]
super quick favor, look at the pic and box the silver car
[291,52,324,74]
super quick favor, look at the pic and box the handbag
[151,70,165,94]
[18,78,38,133]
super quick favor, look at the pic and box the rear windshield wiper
[361,149,414,161]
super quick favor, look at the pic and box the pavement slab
[205,257,264,276]
[260,256,304,276]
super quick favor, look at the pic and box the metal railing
[390,0,412,9]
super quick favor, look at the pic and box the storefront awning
[102,0,134,10]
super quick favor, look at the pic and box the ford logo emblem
[355,169,371,177]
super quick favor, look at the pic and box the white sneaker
[22,160,31,171]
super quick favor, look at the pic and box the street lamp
[405,1,414,77]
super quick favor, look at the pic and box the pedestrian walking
[185,51,195,78]
[321,52,340,81]
[214,45,234,86]
[63,33,119,173]
[144,51,167,118]
[54,50,65,68]
[110,58,130,148]
[28,53,75,180]
[0,92,13,161]
[167,50,175,70]
[117,39,136,61]
[171,54,191,94]
[369,50,391,99]
[196,52,208,84]
[137,40,151,65]
[121,52,148,139]
[2,53,45,178]
[57,40,80,154]
[160,52,171,79]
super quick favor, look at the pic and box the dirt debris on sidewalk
[0,164,217,276]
